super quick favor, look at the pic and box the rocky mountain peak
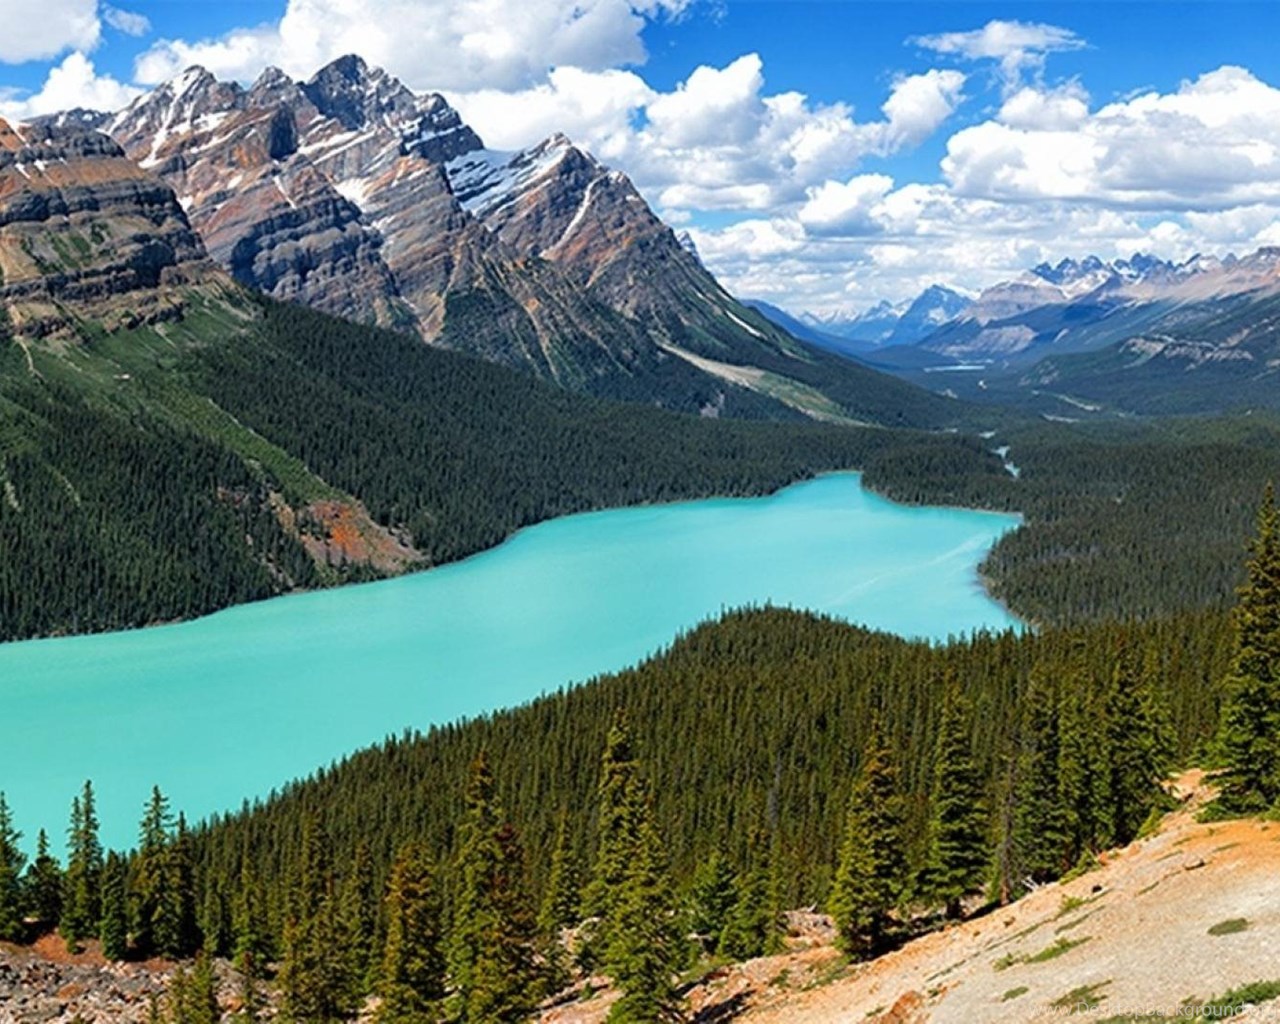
[302,53,417,131]
[247,66,308,110]
[0,119,211,338]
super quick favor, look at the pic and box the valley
[2,15,1280,1024]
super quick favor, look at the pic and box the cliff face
[0,118,210,336]
[96,59,860,415]
[86,56,967,425]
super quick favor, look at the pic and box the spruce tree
[829,720,907,957]
[1010,678,1069,887]
[134,786,172,957]
[1104,652,1168,843]
[1055,685,1094,866]
[100,851,129,961]
[537,810,581,995]
[233,856,270,1023]
[342,839,379,996]
[279,816,355,1022]
[587,717,684,1022]
[0,794,25,941]
[585,717,641,949]
[1215,483,1280,812]
[377,841,445,1023]
[158,814,200,958]
[448,755,541,1022]
[187,951,221,1024]
[166,952,219,1024]
[24,828,62,927]
[60,782,103,950]
[537,810,581,940]
[201,881,232,957]
[686,850,737,954]
[922,683,989,919]
[604,811,684,1022]
[469,823,540,1021]
[719,832,781,960]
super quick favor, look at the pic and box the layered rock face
[449,133,806,361]
[101,57,818,408]
[0,118,210,336]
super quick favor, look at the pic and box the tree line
[8,498,1274,1019]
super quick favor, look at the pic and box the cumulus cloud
[798,174,895,236]
[453,56,965,213]
[912,19,1084,93]
[0,51,141,120]
[102,5,151,38]
[134,0,689,93]
[678,61,1280,316]
[0,0,100,63]
[944,66,1280,208]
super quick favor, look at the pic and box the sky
[2,1,1280,315]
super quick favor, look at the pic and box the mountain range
[0,96,978,641]
[29,56,965,427]
[755,250,1280,416]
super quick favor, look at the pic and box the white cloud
[690,64,1280,314]
[134,0,688,93]
[453,57,965,214]
[0,0,99,63]
[102,5,151,37]
[912,19,1084,93]
[879,69,966,148]
[0,52,141,120]
[944,66,1280,208]
[798,174,895,236]
[452,66,653,151]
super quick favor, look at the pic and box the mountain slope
[1,115,976,641]
[95,57,972,427]
[695,774,1280,1024]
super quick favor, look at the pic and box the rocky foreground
[5,772,1279,1023]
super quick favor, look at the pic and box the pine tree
[165,952,219,1024]
[0,794,26,941]
[158,814,200,958]
[1010,678,1069,887]
[719,832,781,960]
[187,951,221,1024]
[448,754,541,1022]
[1215,483,1280,812]
[60,782,103,950]
[342,840,379,996]
[604,811,684,1022]
[537,810,581,996]
[279,816,356,1022]
[829,720,907,957]
[1105,652,1168,842]
[686,850,737,954]
[23,829,62,927]
[537,810,581,940]
[587,717,684,1022]
[100,851,129,961]
[134,786,172,957]
[377,842,445,1023]
[922,683,989,919]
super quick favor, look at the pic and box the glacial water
[0,473,1020,849]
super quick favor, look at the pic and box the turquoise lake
[0,473,1019,849]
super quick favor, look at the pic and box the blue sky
[3,1,1280,312]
